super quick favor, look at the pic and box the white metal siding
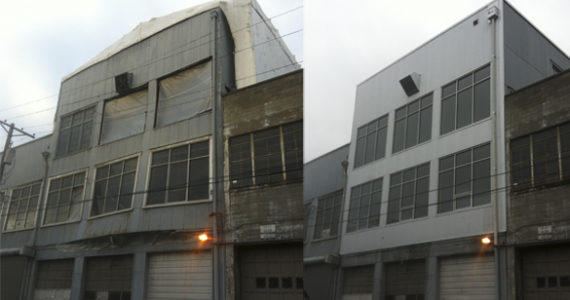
[439,255,495,300]
[146,251,212,300]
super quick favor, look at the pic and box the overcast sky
[0,0,302,150]
[305,0,570,161]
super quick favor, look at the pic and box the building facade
[504,69,570,300]
[309,1,570,299]
[223,69,303,300]
[304,144,349,300]
[0,1,299,299]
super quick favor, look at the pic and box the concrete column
[334,266,343,300]
[69,256,84,300]
[372,261,384,300]
[425,256,438,300]
[131,252,147,300]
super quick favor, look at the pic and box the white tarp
[100,90,147,144]
[61,0,297,89]
[156,61,212,127]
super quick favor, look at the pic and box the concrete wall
[223,70,303,243]
[505,70,570,245]
[503,2,570,94]
[342,2,499,255]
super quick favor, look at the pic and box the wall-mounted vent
[115,72,133,94]
[487,6,499,21]
[399,73,421,97]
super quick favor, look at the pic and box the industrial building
[504,69,570,299]
[304,1,569,299]
[0,1,300,299]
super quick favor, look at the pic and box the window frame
[392,93,433,154]
[89,154,140,219]
[437,142,492,213]
[354,114,389,168]
[55,105,96,158]
[313,190,343,240]
[440,64,491,135]
[386,162,430,224]
[42,169,88,227]
[346,178,383,233]
[510,121,570,191]
[144,137,212,208]
[3,181,43,232]
[229,121,303,189]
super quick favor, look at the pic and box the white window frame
[41,168,88,227]
[3,181,43,232]
[143,136,212,208]
[88,153,140,220]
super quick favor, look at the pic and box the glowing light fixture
[198,233,209,242]
[481,236,492,245]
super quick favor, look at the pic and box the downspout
[23,150,50,300]
[210,9,225,300]
[333,159,349,300]
[488,4,502,299]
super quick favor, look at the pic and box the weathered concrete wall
[505,70,570,245]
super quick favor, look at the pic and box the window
[387,163,430,224]
[438,143,491,213]
[347,178,382,232]
[354,115,388,167]
[313,190,343,239]
[4,181,41,231]
[229,121,302,188]
[510,122,570,190]
[156,61,212,127]
[92,157,137,216]
[100,90,147,144]
[393,93,432,153]
[44,171,85,225]
[441,65,490,134]
[147,141,209,205]
[56,106,95,156]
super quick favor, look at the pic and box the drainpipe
[332,158,349,300]
[23,150,50,300]
[488,4,502,299]
[210,9,225,300]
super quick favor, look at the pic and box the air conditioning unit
[321,228,331,238]
[115,72,133,94]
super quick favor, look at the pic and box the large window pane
[441,97,455,134]
[356,115,388,166]
[92,158,137,215]
[56,107,95,157]
[473,79,490,122]
[347,178,382,232]
[456,89,472,129]
[388,163,430,223]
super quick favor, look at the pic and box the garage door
[439,254,495,300]
[385,260,425,300]
[146,251,212,300]
[239,244,303,300]
[522,245,570,300]
[34,259,74,300]
[84,255,133,300]
[341,265,374,300]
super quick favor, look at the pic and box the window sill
[391,138,432,157]
[41,219,81,229]
[143,198,211,209]
[2,226,35,233]
[344,225,380,236]
[310,235,339,243]
[510,179,570,195]
[88,207,134,220]
[435,202,492,217]
[384,214,430,228]
[438,116,491,139]
[229,179,302,191]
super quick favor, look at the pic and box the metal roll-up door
[34,259,74,300]
[385,260,425,300]
[239,244,303,300]
[84,255,133,300]
[146,250,212,300]
[439,254,495,300]
[341,265,374,300]
[522,245,570,300]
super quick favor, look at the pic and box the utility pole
[0,120,35,184]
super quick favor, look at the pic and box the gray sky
[0,0,302,150]
[305,0,570,162]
